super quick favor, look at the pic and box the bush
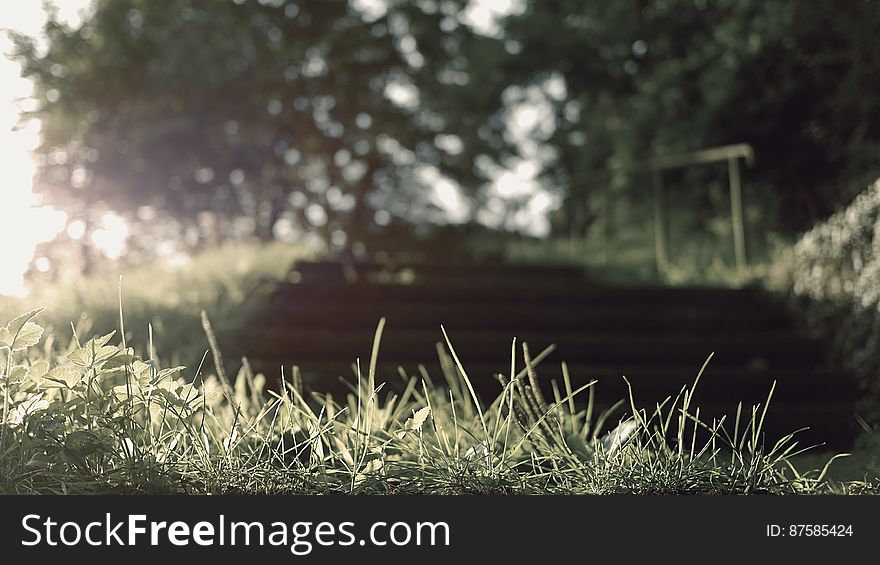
[787,178,880,420]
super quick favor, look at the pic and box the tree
[495,0,880,239]
[12,0,509,255]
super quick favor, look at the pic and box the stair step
[247,361,857,447]
[258,301,793,331]
[243,271,858,447]
[268,282,773,307]
[292,260,587,283]
[251,360,857,401]
[245,328,826,365]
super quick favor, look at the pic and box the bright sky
[0,0,130,296]
[0,0,91,295]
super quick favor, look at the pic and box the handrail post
[727,156,747,270]
[652,170,668,275]
[602,182,611,265]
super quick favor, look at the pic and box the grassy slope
[0,241,312,368]
[0,241,876,494]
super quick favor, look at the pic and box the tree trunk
[80,215,94,275]
[346,160,381,252]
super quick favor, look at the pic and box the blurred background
[1,0,879,373]
[4,0,879,290]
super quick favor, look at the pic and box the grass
[502,207,793,288]
[0,240,873,494]
[1,303,876,495]
[0,241,313,369]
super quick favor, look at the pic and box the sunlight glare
[0,1,93,296]
[90,212,129,260]
[462,0,526,37]
[0,29,67,295]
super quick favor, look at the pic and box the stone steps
[242,261,860,446]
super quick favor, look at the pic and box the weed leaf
[45,366,84,389]
[0,321,44,352]
[405,406,430,431]
[0,309,44,349]
[6,365,29,385]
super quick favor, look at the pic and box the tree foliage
[13,0,880,263]
[498,0,880,234]
[12,0,507,249]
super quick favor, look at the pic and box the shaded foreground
[1,308,875,495]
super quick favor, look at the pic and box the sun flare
[0,0,114,296]
[0,34,67,296]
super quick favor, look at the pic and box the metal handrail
[646,143,756,274]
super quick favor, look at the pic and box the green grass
[0,241,313,369]
[0,240,874,494]
[502,211,792,288]
[1,304,876,495]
